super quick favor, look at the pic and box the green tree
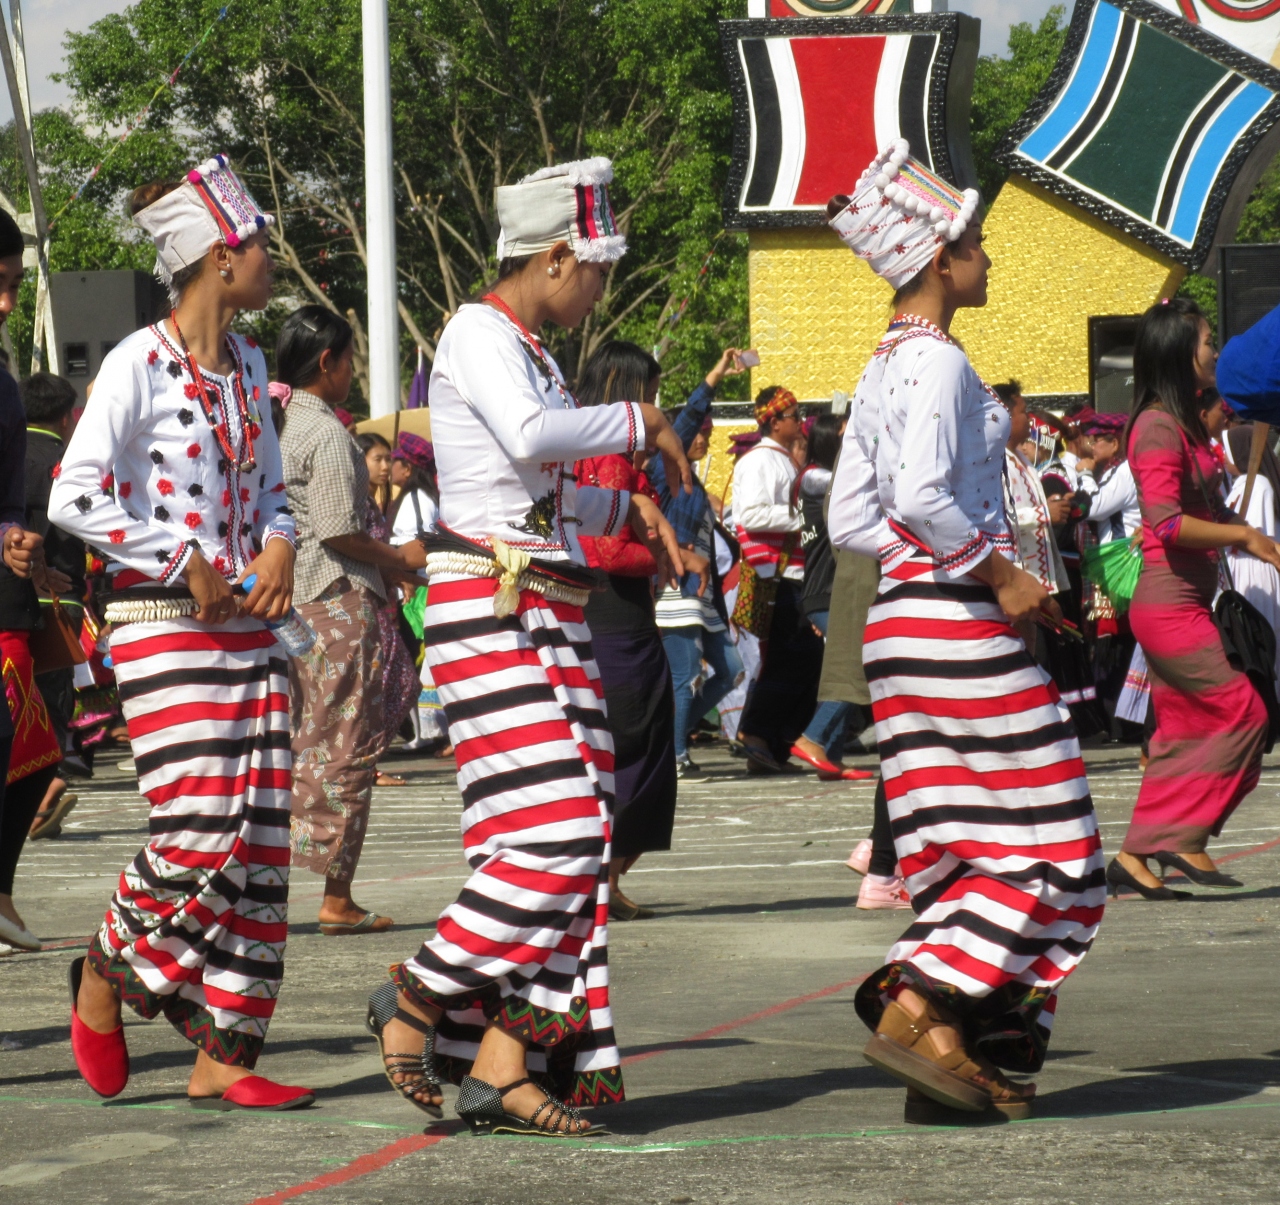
[0,108,187,374]
[969,5,1069,204]
[59,0,750,409]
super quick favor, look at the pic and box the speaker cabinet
[48,271,169,402]
[1218,244,1280,347]
[1088,314,1139,415]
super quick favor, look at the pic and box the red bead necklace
[169,312,257,471]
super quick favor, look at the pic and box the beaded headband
[133,154,274,292]
[828,140,981,289]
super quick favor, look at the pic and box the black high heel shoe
[455,1075,607,1137]
[1106,858,1192,901]
[1153,850,1243,888]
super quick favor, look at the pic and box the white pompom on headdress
[828,140,980,289]
[133,154,274,293]
[494,156,627,265]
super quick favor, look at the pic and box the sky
[1,0,1065,125]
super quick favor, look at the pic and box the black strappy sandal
[365,981,443,1119]
[455,1075,607,1137]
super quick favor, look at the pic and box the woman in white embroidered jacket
[825,141,1105,1125]
[50,159,311,1111]
[367,158,689,1138]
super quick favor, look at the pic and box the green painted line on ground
[3,1091,1279,1154]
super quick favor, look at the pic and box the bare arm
[325,532,427,572]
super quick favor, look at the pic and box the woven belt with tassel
[421,531,595,618]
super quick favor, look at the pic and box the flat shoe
[68,957,129,1098]
[29,791,78,840]
[790,742,840,776]
[0,913,41,951]
[319,911,392,936]
[864,1032,989,1113]
[818,766,875,782]
[608,897,655,921]
[190,1075,315,1111]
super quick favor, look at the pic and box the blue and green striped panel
[1008,0,1278,262]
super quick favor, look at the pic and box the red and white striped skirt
[396,575,623,1107]
[87,617,292,1068]
[855,554,1106,1072]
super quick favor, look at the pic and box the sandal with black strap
[365,980,443,1119]
[455,1075,607,1137]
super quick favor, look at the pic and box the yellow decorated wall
[746,174,1187,403]
[950,176,1186,394]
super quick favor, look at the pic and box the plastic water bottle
[240,574,317,656]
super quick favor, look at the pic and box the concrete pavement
[1,740,1278,1203]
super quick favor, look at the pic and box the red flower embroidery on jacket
[184,382,200,400]
[185,512,202,529]
[50,464,61,479]
[271,482,285,493]
[108,530,125,544]
[240,487,250,503]
[187,443,201,459]
[118,481,131,498]
[222,489,232,507]
[252,385,261,401]
[212,554,227,573]
[245,336,258,348]
[101,474,114,492]
[157,479,175,496]
[147,349,159,365]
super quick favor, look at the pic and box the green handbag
[1082,536,1142,612]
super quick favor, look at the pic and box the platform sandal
[365,980,443,1119]
[864,996,998,1113]
[455,1075,607,1137]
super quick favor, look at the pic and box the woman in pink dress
[1111,298,1280,899]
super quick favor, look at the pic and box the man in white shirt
[731,387,824,772]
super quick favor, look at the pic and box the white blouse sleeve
[894,346,997,578]
[49,348,195,583]
[450,315,642,464]
[828,421,893,561]
[247,345,295,549]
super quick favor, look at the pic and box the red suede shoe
[190,1075,316,1111]
[68,957,129,1098]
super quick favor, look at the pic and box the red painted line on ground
[244,1129,451,1204]
[621,975,865,1065]
[239,976,863,1203]
[1216,834,1280,864]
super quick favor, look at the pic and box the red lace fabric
[575,453,656,577]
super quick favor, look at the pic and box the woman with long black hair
[276,306,426,935]
[1109,298,1280,898]
[576,340,706,920]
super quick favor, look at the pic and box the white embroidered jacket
[49,325,294,586]
[428,304,640,561]
[828,326,1014,576]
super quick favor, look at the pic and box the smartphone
[736,349,760,369]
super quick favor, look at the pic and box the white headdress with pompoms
[828,140,980,289]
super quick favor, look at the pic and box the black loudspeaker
[48,270,169,403]
[1218,244,1280,346]
[1088,314,1139,415]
